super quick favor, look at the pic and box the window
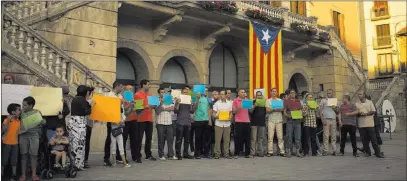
[271,1,281,7]
[209,44,237,93]
[376,24,391,46]
[373,1,389,18]
[332,10,346,42]
[290,1,306,16]
[259,1,270,5]
[377,53,394,75]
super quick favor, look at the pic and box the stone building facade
[2,1,371,151]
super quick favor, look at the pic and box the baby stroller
[39,129,78,179]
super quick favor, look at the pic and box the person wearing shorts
[19,96,46,181]
[2,103,21,181]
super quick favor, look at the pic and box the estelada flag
[249,21,283,99]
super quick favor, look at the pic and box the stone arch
[117,39,154,80]
[205,36,249,89]
[286,68,310,94]
[156,49,204,84]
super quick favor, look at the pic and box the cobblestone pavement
[56,132,405,180]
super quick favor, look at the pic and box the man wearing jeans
[283,89,303,158]
[155,88,176,160]
[319,89,338,156]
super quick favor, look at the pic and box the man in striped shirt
[155,88,176,160]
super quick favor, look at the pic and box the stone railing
[2,11,111,94]
[236,1,285,20]
[3,1,90,25]
[368,77,394,90]
[375,74,404,110]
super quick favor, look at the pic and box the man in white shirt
[212,90,233,159]
[266,88,286,157]
[356,91,384,158]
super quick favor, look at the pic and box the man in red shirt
[134,79,156,163]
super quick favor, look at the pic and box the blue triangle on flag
[251,21,280,54]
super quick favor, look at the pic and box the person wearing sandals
[49,125,69,168]
[19,96,46,181]
[68,85,94,171]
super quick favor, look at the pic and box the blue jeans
[286,120,302,151]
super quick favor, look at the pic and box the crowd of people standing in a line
[1,73,385,181]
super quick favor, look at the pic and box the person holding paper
[174,88,195,160]
[232,89,251,158]
[19,96,46,181]
[302,94,318,156]
[212,90,233,159]
[283,89,303,158]
[193,90,212,159]
[338,95,359,157]
[120,85,138,163]
[134,80,157,163]
[249,91,267,157]
[319,89,338,156]
[266,88,286,157]
[155,88,177,160]
[356,91,384,158]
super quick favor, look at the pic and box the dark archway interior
[116,48,150,90]
[288,73,308,96]
[160,56,200,89]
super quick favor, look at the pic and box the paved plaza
[58,132,405,180]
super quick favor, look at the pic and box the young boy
[49,125,69,168]
[2,103,21,181]
[19,96,46,181]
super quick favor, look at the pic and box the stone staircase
[2,8,111,96]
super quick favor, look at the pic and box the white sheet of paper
[327,98,338,107]
[171,89,182,99]
[31,87,63,116]
[1,84,32,115]
[254,88,265,97]
[180,95,191,105]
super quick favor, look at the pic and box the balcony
[373,36,393,49]
[371,6,390,21]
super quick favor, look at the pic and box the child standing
[19,96,46,181]
[49,125,69,168]
[2,103,21,181]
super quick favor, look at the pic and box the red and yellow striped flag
[249,22,283,99]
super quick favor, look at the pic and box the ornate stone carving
[153,15,183,42]
[203,25,231,49]
[285,44,309,62]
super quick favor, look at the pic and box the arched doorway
[288,73,309,96]
[208,43,238,97]
[116,48,150,92]
[160,56,200,89]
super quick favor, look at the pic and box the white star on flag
[261,29,271,45]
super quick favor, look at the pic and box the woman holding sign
[302,93,318,156]
[68,85,94,170]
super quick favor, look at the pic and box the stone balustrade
[3,1,60,19]
[236,1,284,20]
[2,11,111,94]
[369,77,394,90]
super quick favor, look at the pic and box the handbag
[111,126,123,137]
